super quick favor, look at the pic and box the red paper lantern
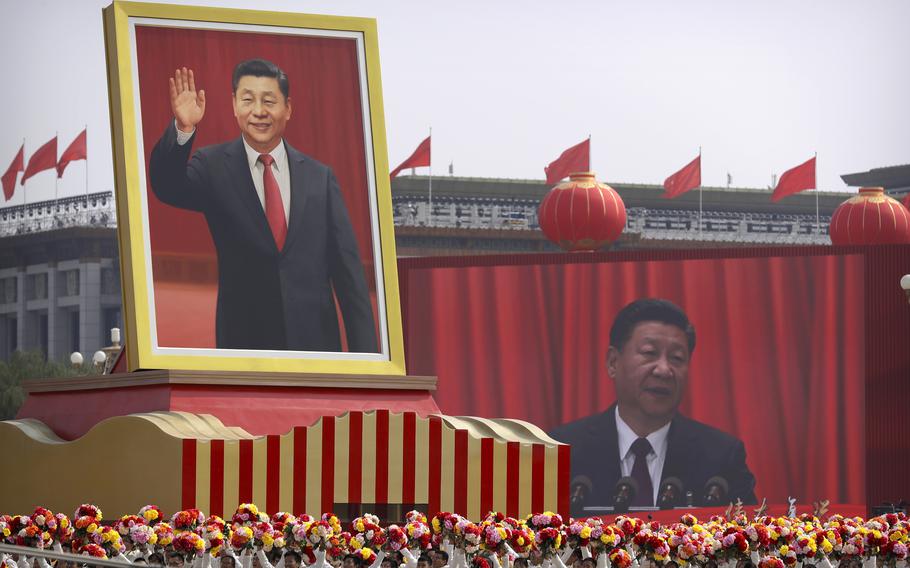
[538,172,626,251]
[829,187,910,245]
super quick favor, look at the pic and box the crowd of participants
[1,505,908,568]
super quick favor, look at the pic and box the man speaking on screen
[549,298,756,510]
[149,59,377,353]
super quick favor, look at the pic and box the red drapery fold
[402,253,865,504]
[134,25,378,348]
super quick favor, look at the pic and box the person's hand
[169,67,206,133]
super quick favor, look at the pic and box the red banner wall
[400,250,867,505]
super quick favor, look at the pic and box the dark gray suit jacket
[149,123,377,352]
[548,404,757,510]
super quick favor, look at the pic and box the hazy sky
[3,0,909,206]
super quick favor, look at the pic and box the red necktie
[630,437,654,507]
[258,153,287,250]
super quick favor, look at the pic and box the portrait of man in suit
[149,59,377,353]
[548,298,756,510]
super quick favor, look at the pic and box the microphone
[612,476,639,513]
[703,476,729,505]
[570,475,593,511]
[657,477,684,510]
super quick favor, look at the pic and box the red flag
[57,129,87,178]
[771,156,816,202]
[662,154,701,199]
[1,144,24,201]
[390,136,431,179]
[545,138,590,184]
[21,136,57,185]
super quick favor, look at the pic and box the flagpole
[54,131,59,210]
[22,138,27,207]
[428,126,433,227]
[85,125,89,200]
[698,146,703,239]
[814,152,820,236]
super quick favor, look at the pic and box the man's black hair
[284,551,302,564]
[417,555,432,565]
[609,298,696,354]
[435,551,449,563]
[232,58,289,99]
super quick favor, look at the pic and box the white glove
[452,549,467,568]
[595,551,608,568]
[240,549,253,568]
[368,551,387,568]
[402,548,418,568]
[17,555,30,568]
[490,554,503,568]
[750,552,760,566]
[36,558,53,568]
[559,548,575,564]
[256,550,275,568]
[862,558,877,568]
[581,548,591,560]
[552,552,569,568]
[308,549,327,568]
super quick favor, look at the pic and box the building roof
[840,164,910,191]
[391,175,849,215]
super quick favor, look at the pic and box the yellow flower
[87,523,98,534]
[821,539,833,554]
[581,527,592,539]
[780,546,789,555]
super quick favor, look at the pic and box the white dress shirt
[615,406,671,505]
[175,123,291,223]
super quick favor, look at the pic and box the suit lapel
[662,413,695,484]
[283,143,311,253]
[602,405,622,484]
[223,138,276,249]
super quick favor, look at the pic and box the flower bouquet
[405,520,432,551]
[609,548,632,568]
[526,513,563,533]
[53,513,74,548]
[139,505,164,526]
[431,512,463,547]
[73,504,103,546]
[305,520,335,551]
[232,504,263,527]
[93,525,126,558]
[384,525,409,553]
[172,509,206,534]
[480,521,511,556]
[173,531,206,560]
[230,525,255,552]
[153,523,175,550]
[565,520,592,550]
[534,527,563,560]
[80,543,108,559]
[353,517,386,552]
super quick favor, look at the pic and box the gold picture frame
[104,1,405,375]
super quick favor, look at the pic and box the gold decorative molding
[22,369,437,393]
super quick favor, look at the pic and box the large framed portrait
[104,1,405,375]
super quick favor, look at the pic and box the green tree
[0,351,91,420]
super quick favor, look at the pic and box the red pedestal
[18,370,440,440]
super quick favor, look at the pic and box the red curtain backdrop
[134,25,377,348]
[402,253,865,505]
